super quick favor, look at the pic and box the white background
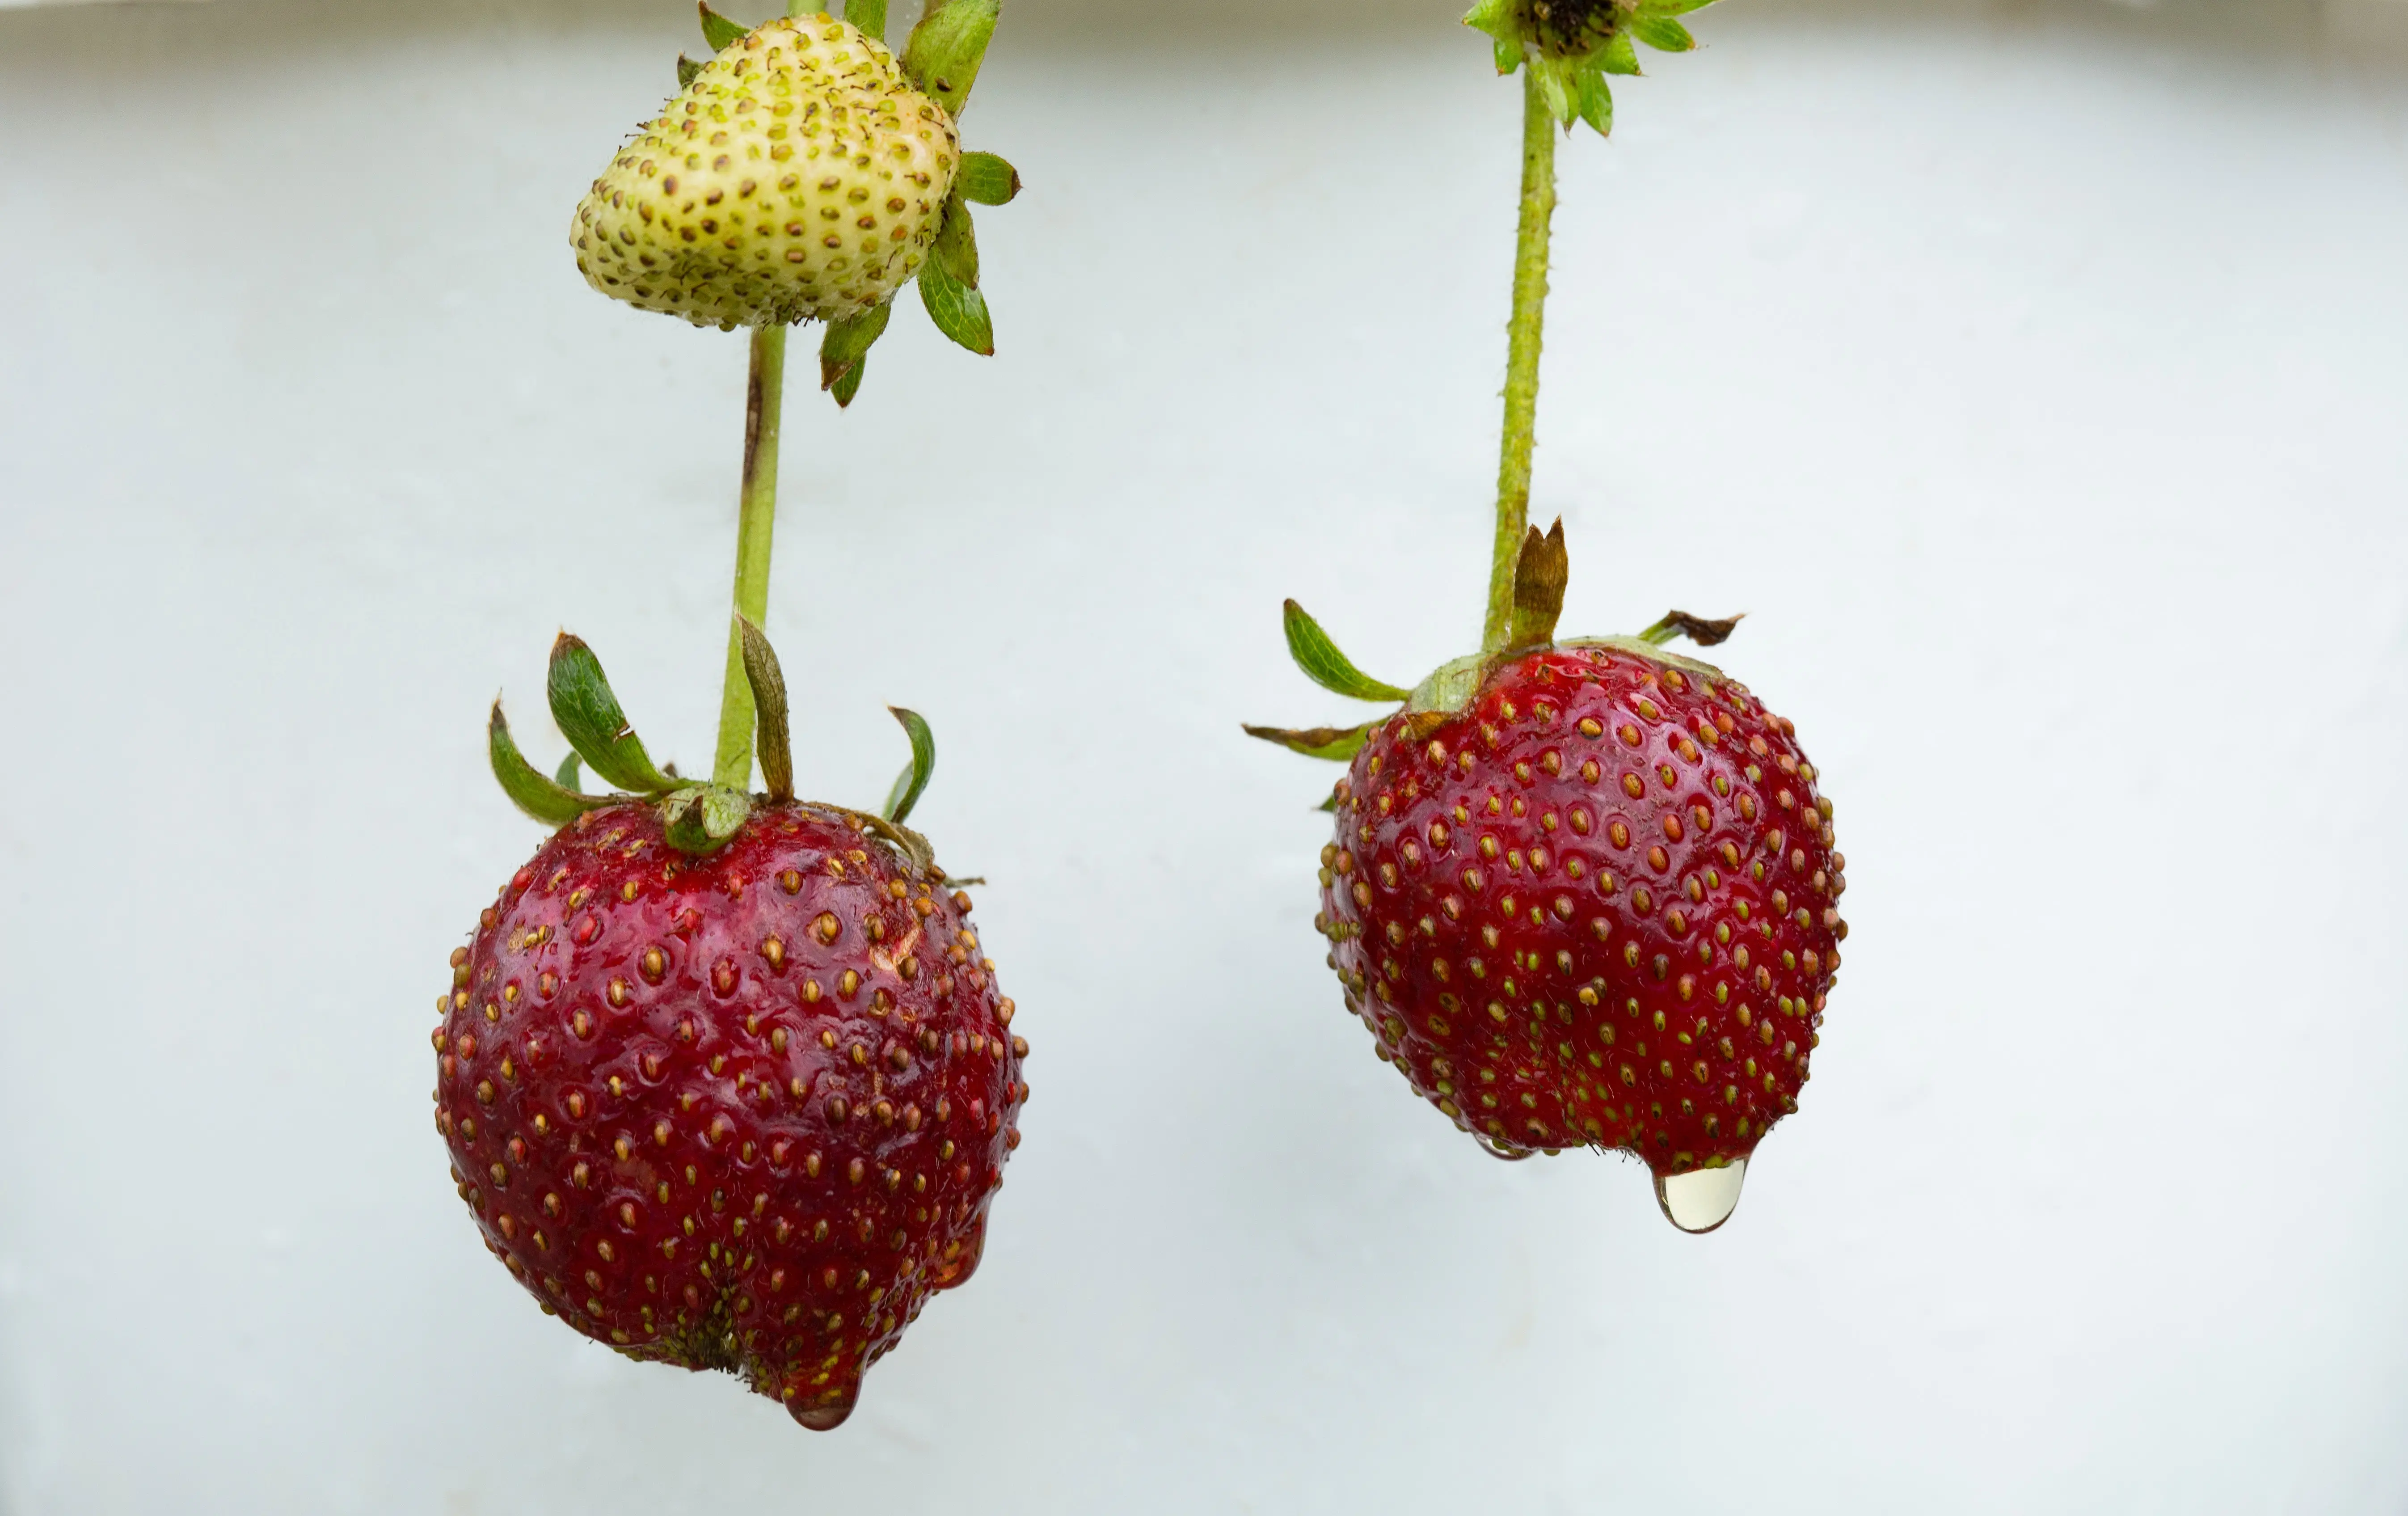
[4,0,2406,1510]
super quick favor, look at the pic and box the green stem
[713,324,788,789]
[1482,71,1558,653]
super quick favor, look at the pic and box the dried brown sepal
[1640,609,1747,648]
[1242,722,1377,762]
[1506,518,1569,650]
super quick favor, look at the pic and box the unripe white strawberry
[572,13,961,330]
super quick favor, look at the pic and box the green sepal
[882,706,936,826]
[737,617,795,803]
[1577,67,1614,136]
[956,151,1021,206]
[1637,610,1745,647]
[901,0,998,118]
[1461,0,1514,40]
[919,254,994,356]
[697,2,746,53]
[1638,0,1716,13]
[555,752,583,790]
[676,54,704,88]
[1493,34,1523,74]
[1534,60,1574,124]
[1282,600,1410,702]
[1629,14,1695,51]
[933,192,980,289]
[831,355,867,407]
[547,633,679,794]
[820,301,891,395]
[1242,722,1378,762]
[663,783,754,856]
[1599,30,1641,75]
[490,702,613,827]
[1406,650,1493,720]
[841,0,884,36]
[1314,789,1341,813]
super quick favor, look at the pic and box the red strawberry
[443,627,1025,1427]
[1252,526,1842,1229]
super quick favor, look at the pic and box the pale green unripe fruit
[572,13,961,330]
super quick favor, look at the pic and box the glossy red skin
[1319,643,1842,1175]
[434,801,1024,1430]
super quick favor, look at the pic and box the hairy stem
[713,324,788,789]
[1482,72,1558,653]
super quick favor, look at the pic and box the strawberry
[570,1,1023,409]
[574,11,957,329]
[443,626,1025,1427]
[1251,525,1841,1229]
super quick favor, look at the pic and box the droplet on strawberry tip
[789,1399,855,1431]
[1653,1158,1746,1235]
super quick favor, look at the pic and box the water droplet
[1474,1134,1534,1163]
[790,1401,853,1431]
[1654,1158,1746,1234]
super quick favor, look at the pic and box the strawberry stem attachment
[1483,71,1559,653]
[713,324,788,790]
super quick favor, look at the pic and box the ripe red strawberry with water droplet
[441,629,1024,1427]
[1251,525,1843,1228]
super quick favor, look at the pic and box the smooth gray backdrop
[3,0,2405,1510]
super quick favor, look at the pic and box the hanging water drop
[1474,1134,1535,1163]
[1654,1158,1746,1234]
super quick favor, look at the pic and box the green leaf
[1242,722,1378,762]
[697,2,747,53]
[819,300,891,393]
[1600,30,1641,75]
[918,254,994,355]
[882,706,936,825]
[876,704,929,819]
[933,192,979,289]
[843,0,886,39]
[547,633,678,794]
[737,617,794,802]
[1493,35,1523,74]
[1630,14,1695,51]
[663,783,754,856]
[831,354,867,407]
[554,752,583,790]
[956,151,1021,206]
[1535,61,1573,123]
[1577,67,1614,137]
[490,703,612,827]
[676,54,704,88]
[1282,600,1410,702]
[1461,0,1513,39]
[901,0,999,118]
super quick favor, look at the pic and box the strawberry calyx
[652,3,1020,407]
[1462,0,1717,137]
[1244,520,1744,777]
[488,622,944,869]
